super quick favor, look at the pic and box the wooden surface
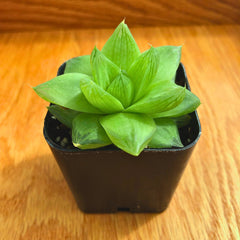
[0,0,240,32]
[0,24,240,239]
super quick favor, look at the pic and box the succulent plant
[33,20,200,156]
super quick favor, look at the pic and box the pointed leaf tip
[90,47,120,90]
[153,46,182,84]
[150,89,200,118]
[126,82,185,114]
[33,73,102,113]
[148,118,183,148]
[107,72,133,108]
[80,77,124,113]
[100,113,156,156]
[48,105,79,128]
[72,113,111,149]
[64,55,92,76]
[101,22,140,71]
[128,47,160,101]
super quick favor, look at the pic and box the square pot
[43,62,201,213]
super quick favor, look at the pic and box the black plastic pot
[43,62,201,213]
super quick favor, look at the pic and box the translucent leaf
[148,118,183,148]
[107,72,133,108]
[64,55,92,76]
[128,47,160,101]
[101,20,140,71]
[91,47,120,90]
[79,77,124,113]
[126,82,185,114]
[48,105,80,128]
[150,90,200,118]
[153,46,182,84]
[100,113,156,156]
[174,115,192,128]
[33,73,102,113]
[72,113,111,149]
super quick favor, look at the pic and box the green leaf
[153,46,182,84]
[79,77,124,113]
[72,113,111,149]
[100,113,156,156]
[48,105,80,128]
[174,115,192,127]
[33,73,102,113]
[128,47,160,101]
[101,20,140,71]
[148,118,183,148]
[150,90,200,118]
[64,55,92,76]
[91,47,120,90]
[126,82,185,114]
[107,72,133,108]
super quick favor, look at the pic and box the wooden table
[0,24,239,240]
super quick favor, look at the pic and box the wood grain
[0,0,240,32]
[0,24,240,239]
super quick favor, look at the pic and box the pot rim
[43,62,201,153]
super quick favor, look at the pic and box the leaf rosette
[34,20,200,156]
